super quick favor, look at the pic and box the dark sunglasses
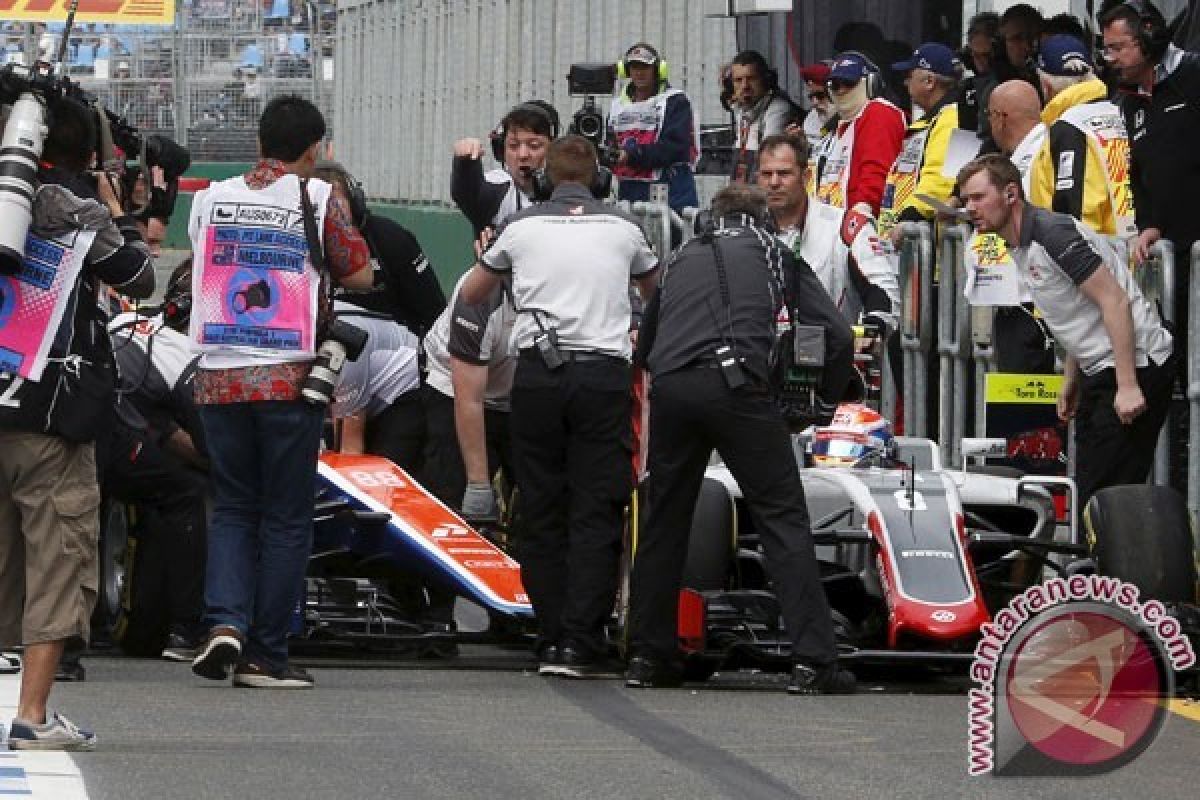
[827,78,860,91]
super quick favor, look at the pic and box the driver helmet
[810,403,894,467]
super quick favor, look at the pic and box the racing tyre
[682,478,736,591]
[112,506,172,657]
[1085,485,1197,604]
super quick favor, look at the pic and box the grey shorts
[0,431,100,647]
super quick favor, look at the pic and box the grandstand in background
[0,0,337,161]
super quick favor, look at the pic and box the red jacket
[842,98,906,215]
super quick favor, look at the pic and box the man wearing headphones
[459,135,659,678]
[728,49,800,183]
[813,52,905,216]
[1101,0,1200,375]
[451,100,559,232]
[609,42,701,212]
[315,162,447,338]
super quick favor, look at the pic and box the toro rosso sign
[0,0,174,25]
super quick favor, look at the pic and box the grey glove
[461,481,499,521]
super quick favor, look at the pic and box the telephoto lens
[0,92,48,274]
[300,338,347,406]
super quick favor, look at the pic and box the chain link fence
[1,0,336,162]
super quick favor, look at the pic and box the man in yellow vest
[1029,35,1137,237]
[879,43,974,239]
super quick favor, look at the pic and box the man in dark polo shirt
[459,135,659,678]
[960,154,1174,510]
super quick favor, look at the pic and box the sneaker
[8,712,96,751]
[624,655,684,689]
[787,662,857,695]
[191,625,244,681]
[536,644,563,676]
[557,646,621,680]
[161,631,201,663]
[232,661,314,689]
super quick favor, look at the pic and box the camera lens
[301,339,349,405]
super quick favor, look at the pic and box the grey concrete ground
[48,653,1200,800]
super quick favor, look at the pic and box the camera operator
[0,94,154,750]
[626,183,856,694]
[187,95,372,690]
[459,135,659,678]
[609,42,701,212]
[315,161,447,337]
[727,49,800,183]
[451,100,559,233]
[103,262,208,662]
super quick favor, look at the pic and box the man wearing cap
[798,62,835,150]
[812,52,905,217]
[609,42,701,212]
[727,50,800,183]
[879,43,975,239]
[1030,35,1135,239]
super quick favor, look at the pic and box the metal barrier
[938,225,973,468]
[1129,239,1176,486]
[896,222,934,438]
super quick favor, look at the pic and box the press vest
[609,87,701,182]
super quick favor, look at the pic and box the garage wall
[333,0,737,205]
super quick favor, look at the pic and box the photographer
[627,184,856,694]
[460,135,659,678]
[0,94,154,750]
[314,161,447,337]
[609,42,700,212]
[451,100,559,233]
[187,95,372,690]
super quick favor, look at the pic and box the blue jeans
[198,401,324,671]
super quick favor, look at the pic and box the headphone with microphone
[616,42,670,88]
[530,161,613,203]
[1117,0,1172,61]
[835,50,885,99]
[489,101,562,163]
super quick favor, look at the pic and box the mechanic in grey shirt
[960,154,1174,509]
[421,273,517,519]
[460,135,659,677]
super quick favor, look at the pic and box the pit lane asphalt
[46,647,1200,800]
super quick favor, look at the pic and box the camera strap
[299,177,334,335]
[706,232,739,349]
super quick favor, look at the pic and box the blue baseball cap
[891,43,962,78]
[828,53,871,84]
[1037,35,1092,76]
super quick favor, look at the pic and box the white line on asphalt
[0,669,90,799]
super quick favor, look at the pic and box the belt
[518,348,623,363]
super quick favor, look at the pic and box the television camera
[566,63,620,168]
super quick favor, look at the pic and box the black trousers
[420,384,513,509]
[628,368,838,666]
[1075,354,1176,512]
[101,422,207,633]
[365,389,426,475]
[510,353,633,657]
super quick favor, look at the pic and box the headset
[162,264,192,329]
[616,42,670,87]
[1117,0,1171,61]
[725,49,780,97]
[489,100,562,163]
[834,50,885,99]
[529,162,613,203]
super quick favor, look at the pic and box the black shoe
[536,644,563,676]
[161,632,201,663]
[624,655,684,689]
[557,646,620,680]
[54,659,86,683]
[191,625,244,681]
[787,662,857,695]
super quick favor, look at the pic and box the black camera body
[301,317,370,406]
[566,63,620,169]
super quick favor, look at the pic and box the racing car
[673,403,1199,679]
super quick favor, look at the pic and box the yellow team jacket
[878,99,960,238]
[1030,79,1136,237]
